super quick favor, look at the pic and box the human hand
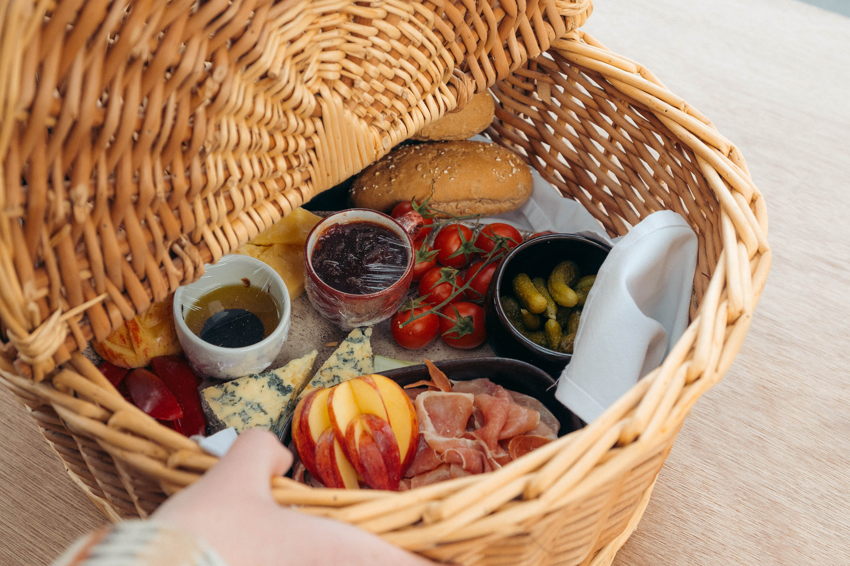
[154,428,435,566]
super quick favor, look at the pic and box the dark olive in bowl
[484,234,611,378]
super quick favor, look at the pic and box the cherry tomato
[434,224,479,268]
[391,200,415,217]
[412,240,438,282]
[439,302,486,349]
[418,267,462,306]
[392,199,434,240]
[464,260,498,302]
[474,223,522,258]
[391,306,439,350]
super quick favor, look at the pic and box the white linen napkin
[553,212,697,423]
[472,136,698,423]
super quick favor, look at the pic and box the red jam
[311,221,408,295]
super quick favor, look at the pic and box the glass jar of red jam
[305,210,414,329]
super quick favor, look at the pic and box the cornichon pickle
[575,275,596,291]
[558,332,576,354]
[520,329,547,347]
[548,261,578,307]
[502,295,547,346]
[513,273,547,314]
[575,274,597,306]
[567,309,582,335]
[559,260,580,287]
[532,277,558,320]
[556,305,572,328]
[501,296,523,326]
[544,319,562,350]
[521,309,541,331]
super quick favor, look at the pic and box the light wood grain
[0,388,105,565]
[1,0,848,564]
[587,0,850,564]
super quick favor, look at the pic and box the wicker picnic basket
[0,0,771,563]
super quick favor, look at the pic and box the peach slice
[344,414,401,491]
[291,388,332,481]
[314,428,359,489]
[368,374,420,472]
[328,379,388,458]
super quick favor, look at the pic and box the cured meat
[508,435,552,459]
[404,387,430,401]
[449,464,472,479]
[415,391,474,437]
[408,360,453,393]
[381,372,558,488]
[410,463,453,488]
[471,394,510,451]
[424,360,453,392]
[453,378,500,397]
[404,437,442,478]
[498,403,540,440]
[424,434,489,474]
[527,421,557,440]
[509,392,560,438]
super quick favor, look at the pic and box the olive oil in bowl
[184,284,281,348]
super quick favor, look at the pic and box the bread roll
[413,92,495,141]
[349,141,533,217]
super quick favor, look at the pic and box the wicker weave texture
[0,1,770,564]
[0,0,590,379]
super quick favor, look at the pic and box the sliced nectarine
[344,414,401,491]
[314,429,359,489]
[369,374,419,473]
[328,379,389,458]
[292,388,332,481]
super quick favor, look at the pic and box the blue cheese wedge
[201,350,317,434]
[301,327,373,397]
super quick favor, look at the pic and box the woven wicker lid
[0,0,592,378]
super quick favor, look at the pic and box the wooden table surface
[2,0,849,564]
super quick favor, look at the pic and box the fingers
[205,428,293,497]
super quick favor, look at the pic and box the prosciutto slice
[509,392,560,438]
[415,391,474,437]
[471,394,511,451]
[404,437,442,478]
[398,370,558,487]
[498,403,540,439]
[410,463,453,488]
[453,378,500,397]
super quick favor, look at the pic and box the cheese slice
[301,327,373,397]
[201,350,317,434]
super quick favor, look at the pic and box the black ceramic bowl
[484,234,611,378]
[278,357,583,445]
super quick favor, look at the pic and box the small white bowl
[173,255,291,380]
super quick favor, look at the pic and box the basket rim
[0,26,770,562]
